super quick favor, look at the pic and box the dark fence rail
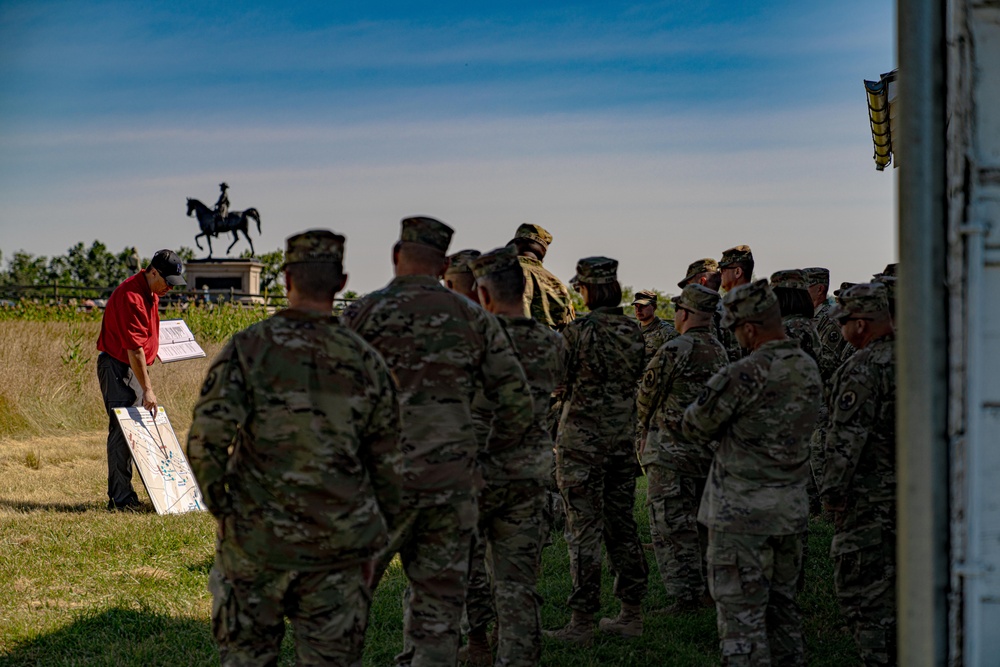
[0,284,356,308]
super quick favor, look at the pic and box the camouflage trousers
[209,535,371,667]
[832,512,897,666]
[465,480,546,666]
[646,465,707,601]
[707,529,805,667]
[372,497,478,667]
[556,448,648,613]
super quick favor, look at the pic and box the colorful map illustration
[113,406,206,515]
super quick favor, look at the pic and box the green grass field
[0,317,860,665]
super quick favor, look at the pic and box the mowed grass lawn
[0,433,858,666]
[0,320,859,665]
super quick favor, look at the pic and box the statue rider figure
[213,182,230,227]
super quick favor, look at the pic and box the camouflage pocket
[208,567,240,645]
[555,449,592,490]
[708,548,742,602]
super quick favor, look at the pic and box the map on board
[157,319,206,363]
[113,406,206,515]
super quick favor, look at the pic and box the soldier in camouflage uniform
[444,249,483,303]
[804,268,851,384]
[343,217,533,667]
[632,290,678,366]
[682,280,822,667]
[718,245,755,362]
[188,230,402,667]
[546,257,649,645]
[872,264,897,321]
[509,223,576,331]
[455,246,568,667]
[770,270,822,366]
[636,284,728,614]
[820,284,897,667]
[678,258,725,346]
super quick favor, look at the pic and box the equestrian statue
[185,182,261,257]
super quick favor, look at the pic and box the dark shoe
[107,499,142,512]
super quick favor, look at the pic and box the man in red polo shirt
[96,249,186,511]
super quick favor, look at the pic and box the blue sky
[0,1,896,293]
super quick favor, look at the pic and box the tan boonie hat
[829,283,889,321]
[802,267,830,287]
[445,249,481,275]
[283,230,345,268]
[833,281,857,297]
[770,269,809,291]
[632,289,658,306]
[510,223,553,248]
[471,245,520,279]
[677,258,719,289]
[672,284,720,314]
[720,279,777,328]
[718,245,753,268]
[400,216,453,252]
[572,256,618,285]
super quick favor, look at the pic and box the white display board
[158,319,206,363]
[113,406,206,515]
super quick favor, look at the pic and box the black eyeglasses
[676,306,696,316]
[838,316,874,324]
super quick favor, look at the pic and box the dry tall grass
[0,321,222,440]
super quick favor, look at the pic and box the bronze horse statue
[185,198,261,257]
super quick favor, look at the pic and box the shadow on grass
[0,607,218,667]
[0,500,102,513]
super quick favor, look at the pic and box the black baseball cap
[149,249,187,286]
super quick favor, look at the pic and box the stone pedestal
[183,259,263,303]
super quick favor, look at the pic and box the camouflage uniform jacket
[640,316,678,367]
[556,306,644,455]
[343,275,532,503]
[478,315,567,482]
[813,301,852,383]
[820,334,896,554]
[187,309,402,570]
[783,314,821,366]
[636,326,728,474]
[682,338,822,535]
[519,256,576,331]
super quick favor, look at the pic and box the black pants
[96,352,139,507]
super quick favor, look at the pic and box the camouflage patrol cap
[631,289,658,306]
[283,229,345,268]
[445,249,481,275]
[677,258,719,289]
[400,216,453,252]
[770,269,809,291]
[720,279,777,328]
[470,245,520,279]
[829,283,889,321]
[802,267,830,287]
[873,275,897,302]
[833,281,857,297]
[718,245,753,268]
[510,223,553,248]
[875,263,898,279]
[572,256,618,285]
[672,283,720,314]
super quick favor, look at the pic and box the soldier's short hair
[773,287,814,319]
[478,265,525,304]
[285,262,344,301]
[584,282,623,310]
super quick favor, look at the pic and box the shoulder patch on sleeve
[838,390,858,412]
[642,368,658,390]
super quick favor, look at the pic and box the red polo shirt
[97,272,160,365]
